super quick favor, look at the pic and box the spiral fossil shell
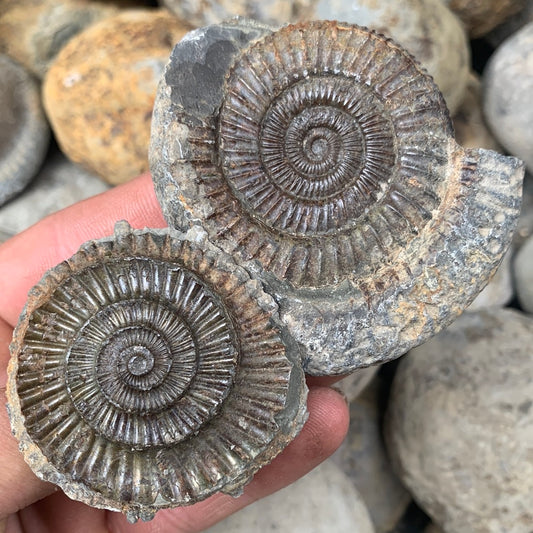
[150,20,524,375]
[7,222,308,521]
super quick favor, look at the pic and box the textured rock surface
[442,0,525,37]
[331,377,411,533]
[0,0,121,78]
[43,9,190,185]
[483,22,533,173]
[205,459,375,533]
[0,55,50,206]
[452,73,500,152]
[386,308,533,533]
[514,234,533,313]
[150,20,524,375]
[302,0,470,114]
[0,149,109,243]
[514,172,533,248]
[468,249,513,310]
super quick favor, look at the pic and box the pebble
[42,9,190,185]
[161,0,295,27]
[0,0,122,78]
[386,308,533,533]
[205,459,375,533]
[467,249,513,310]
[331,377,411,533]
[487,0,533,48]
[0,54,49,207]
[441,0,525,38]
[514,234,533,313]
[513,172,533,248]
[452,72,501,152]
[303,0,470,114]
[0,148,109,243]
[483,22,533,173]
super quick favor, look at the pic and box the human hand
[0,173,349,533]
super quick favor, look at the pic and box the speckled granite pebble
[484,22,533,173]
[0,54,49,206]
[332,377,411,533]
[205,460,375,533]
[386,308,533,533]
[43,9,189,184]
[0,149,109,243]
[302,0,470,114]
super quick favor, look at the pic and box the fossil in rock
[0,54,50,206]
[150,20,524,375]
[7,222,308,522]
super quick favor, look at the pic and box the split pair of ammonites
[6,19,524,521]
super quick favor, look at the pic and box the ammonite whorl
[7,222,308,521]
[150,20,524,375]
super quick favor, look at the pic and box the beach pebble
[42,9,190,185]
[0,148,109,243]
[332,377,411,533]
[452,73,500,152]
[386,308,533,533]
[487,0,533,48]
[441,0,525,38]
[483,22,533,173]
[205,459,375,533]
[468,249,513,310]
[514,234,533,313]
[0,0,123,78]
[335,366,379,403]
[303,0,470,114]
[0,55,49,206]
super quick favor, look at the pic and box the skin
[0,173,349,533]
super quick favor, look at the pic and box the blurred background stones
[385,309,533,533]
[42,8,190,184]
[0,54,49,206]
[205,460,376,533]
[0,1,533,531]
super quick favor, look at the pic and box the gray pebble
[386,308,533,533]
[514,233,533,313]
[205,460,375,533]
[483,22,533,173]
[0,55,49,207]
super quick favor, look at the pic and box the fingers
[0,173,166,327]
[107,386,349,533]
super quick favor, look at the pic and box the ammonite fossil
[7,222,308,521]
[150,20,524,375]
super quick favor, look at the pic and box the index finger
[0,172,166,327]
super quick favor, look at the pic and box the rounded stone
[42,9,190,185]
[335,366,379,403]
[452,73,501,152]
[487,0,533,48]
[483,22,533,173]
[514,234,533,313]
[386,308,533,533]
[205,460,375,533]
[0,148,109,244]
[303,0,470,114]
[331,377,411,533]
[514,172,533,248]
[161,0,295,27]
[467,248,513,310]
[0,0,126,78]
[0,54,50,207]
[442,0,525,38]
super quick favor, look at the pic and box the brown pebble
[42,9,190,185]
